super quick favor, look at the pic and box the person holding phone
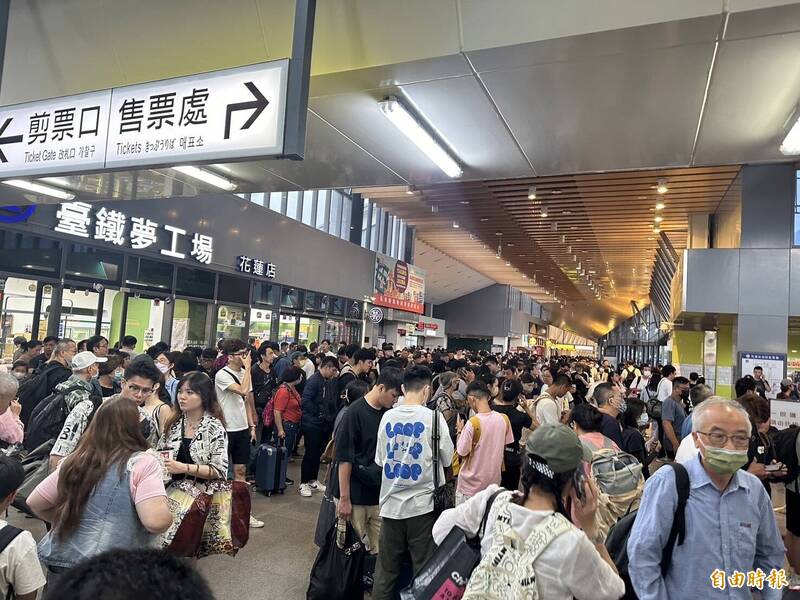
[738,394,786,496]
[432,423,624,599]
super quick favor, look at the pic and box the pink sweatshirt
[0,408,24,445]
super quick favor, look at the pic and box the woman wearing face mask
[97,354,124,398]
[432,423,624,599]
[620,397,651,478]
[273,367,304,456]
[635,365,652,395]
[155,352,178,405]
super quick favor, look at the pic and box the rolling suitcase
[256,441,288,496]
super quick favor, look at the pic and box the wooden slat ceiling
[358,165,741,336]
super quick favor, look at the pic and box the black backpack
[24,385,101,451]
[605,462,690,599]
[769,426,800,483]
[17,367,54,426]
[0,524,24,600]
[624,368,637,389]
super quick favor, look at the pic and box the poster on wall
[739,352,785,400]
[771,399,800,429]
[373,253,425,314]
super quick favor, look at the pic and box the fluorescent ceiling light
[781,114,800,154]
[378,97,463,178]
[172,165,237,191]
[528,186,537,200]
[3,179,75,200]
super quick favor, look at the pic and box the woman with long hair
[432,423,624,599]
[571,402,622,456]
[28,397,172,579]
[158,371,228,481]
[273,366,304,455]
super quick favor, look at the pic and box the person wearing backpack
[0,456,46,600]
[454,381,513,505]
[433,423,625,599]
[39,351,105,465]
[299,356,340,498]
[17,339,76,426]
[627,397,784,599]
[49,356,161,469]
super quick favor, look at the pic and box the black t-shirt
[333,397,386,506]
[251,364,276,412]
[599,412,624,448]
[492,403,532,448]
[754,379,768,399]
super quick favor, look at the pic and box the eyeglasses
[232,351,248,357]
[696,431,750,448]
[126,383,156,396]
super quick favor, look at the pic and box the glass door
[61,287,101,344]
[173,299,210,349]
[216,304,248,343]
[278,314,298,344]
[125,295,166,352]
[249,308,274,343]
[1,277,40,359]
[298,317,322,346]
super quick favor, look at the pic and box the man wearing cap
[49,351,106,469]
[777,378,799,401]
[49,353,161,470]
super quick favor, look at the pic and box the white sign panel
[0,90,112,177]
[739,352,785,400]
[0,59,289,178]
[106,60,288,168]
[771,399,800,429]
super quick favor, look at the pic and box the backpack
[24,385,101,451]
[463,491,573,600]
[17,368,53,426]
[642,386,662,420]
[583,436,645,542]
[623,368,637,389]
[769,426,800,483]
[605,462,690,599]
[451,413,511,476]
[0,524,24,600]
[262,384,292,428]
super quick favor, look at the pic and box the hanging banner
[373,253,425,315]
[703,330,717,392]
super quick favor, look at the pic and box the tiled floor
[7,457,325,600]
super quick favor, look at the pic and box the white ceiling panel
[466,16,720,73]
[459,0,723,52]
[693,31,800,165]
[260,112,404,189]
[480,42,714,174]
[414,240,494,305]
[725,2,800,39]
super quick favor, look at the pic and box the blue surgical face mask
[637,413,649,427]
[618,400,627,414]
[114,369,124,382]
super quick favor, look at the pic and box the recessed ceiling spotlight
[505,261,511,266]
[452,221,460,228]
[654,215,663,223]
[655,202,665,210]
[480,217,489,222]
[551,189,562,195]
[431,204,439,213]
[528,186,537,200]
[653,226,661,233]
[460,200,470,205]
[507,242,515,247]
[540,207,549,218]
[495,231,503,236]
[563,210,572,215]
[656,178,668,194]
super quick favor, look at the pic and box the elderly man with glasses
[627,397,785,599]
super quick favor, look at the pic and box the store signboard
[739,352,785,400]
[373,253,425,314]
[0,59,289,177]
[49,201,213,265]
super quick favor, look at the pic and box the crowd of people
[0,334,797,598]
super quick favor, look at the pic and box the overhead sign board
[0,59,289,178]
[0,90,112,177]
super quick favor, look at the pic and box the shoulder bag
[432,406,455,516]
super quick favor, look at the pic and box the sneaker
[309,480,326,493]
[285,477,294,486]
[249,515,264,529]
[299,483,313,497]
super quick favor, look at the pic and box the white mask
[156,363,170,375]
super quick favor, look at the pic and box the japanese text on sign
[54,202,213,264]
